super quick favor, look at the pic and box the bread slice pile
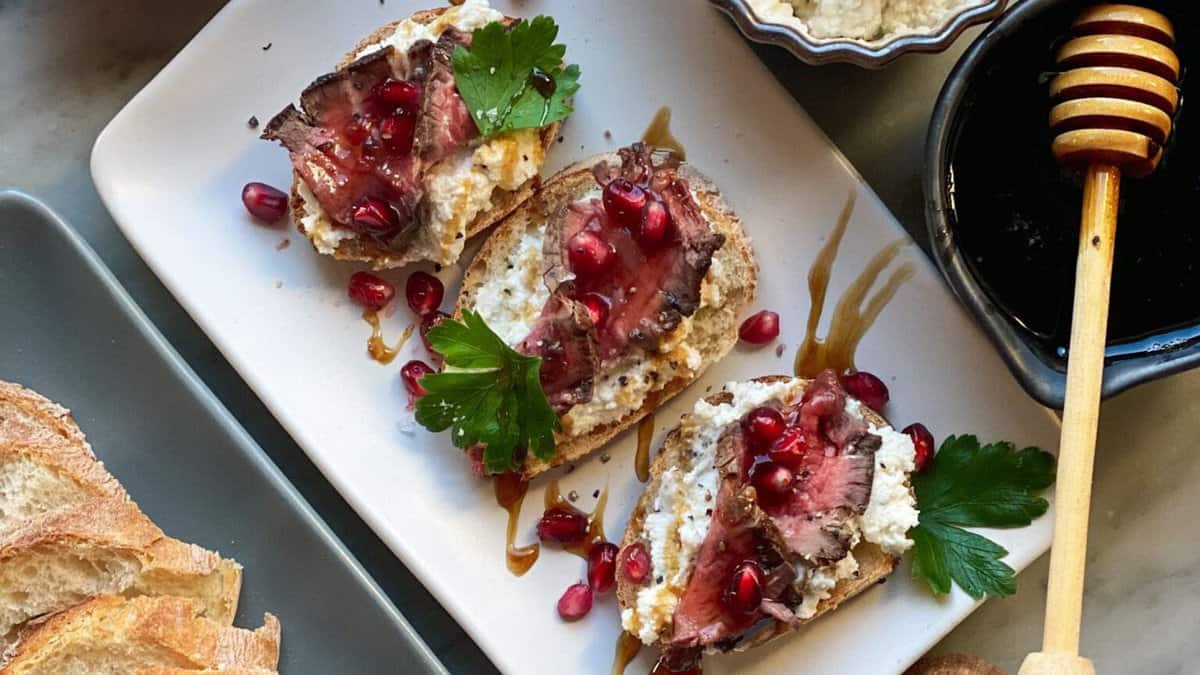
[0,382,281,674]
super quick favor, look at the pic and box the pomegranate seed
[750,461,794,504]
[401,360,434,397]
[351,196,400,236]
[567,231,615,277]
[374,79,421,112]
[742,407,786,445]
[602,178,648,229]
[738,310,780,345]
[536,507,589,544]
[241,182,289,223]
[420,311,449,353]
[557,583,593,621]
[581,293,610,328]
[379,112,415,154]
[723,561,764,616]
[587,542,619,593]
[620,542,651,584]
[405,271,444,316]
[767,426,807,470]
[347,272,395,311]
[903,422,935,473]
[840,370,890,411]
[638,199,672,246]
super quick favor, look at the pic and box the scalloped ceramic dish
[712,0,1008,68]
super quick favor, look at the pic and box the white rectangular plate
[92,2,1059,673]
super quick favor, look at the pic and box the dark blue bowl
[924,0,1200,409]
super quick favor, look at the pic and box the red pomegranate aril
[767,427,806,470]
[347,272,395,311]
[587,542,619,593]
[405,271,444,316]
[902,422,935,473]
[351,196,399,236]
[750,461,794,504]
[602,178,648,229]
[420,311,449,352]
[581,293,610,328]
[567,231,615,277]
[620,542,651,584]
[378,112,415,154]
[638,199,671,246]
[536,507,589,544]
[557,583,593,621]
[344,118,371,145]
[738,310,780,345]
[375,79,421,112]
[723,561,764,616]
[241,182,289,223]
[742,407,786,445]
[401,360,434,397]
[840,370,890,411]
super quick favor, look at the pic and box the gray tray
[0,191,447,675]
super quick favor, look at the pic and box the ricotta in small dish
[746,0,987,44]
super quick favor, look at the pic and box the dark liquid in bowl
[948,3,1200,367]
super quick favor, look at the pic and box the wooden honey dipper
[1020,5,1180,675]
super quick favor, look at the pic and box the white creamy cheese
[623,378,808,644]
[296,0,543,265]
[472,229,550,345]
[624,378,921,644]
[746,0,986,44]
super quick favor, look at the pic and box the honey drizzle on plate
[495,473,539,576]
[610,631,643,675]
[545,479,609,559]
[363,309,414,365]
[794,193,916,377]
[635,413,655,483]
[641,107,686,160]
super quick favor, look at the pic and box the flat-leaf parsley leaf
[451,16,581,137]
[911,435,1055,599]
[414,310,558,473]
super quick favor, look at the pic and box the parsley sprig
[452,16,581,137]
[911,435,1056,599]
[414,310,559,474]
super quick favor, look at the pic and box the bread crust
[0,497,242,628]
[287,8,562,269]
[616,376,902,653]
[1,595,279,674]
[455,152,757,479]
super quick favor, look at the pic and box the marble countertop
[2,1,1194,673]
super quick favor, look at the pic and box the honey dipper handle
[1021,164,1120,675]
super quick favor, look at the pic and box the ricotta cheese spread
[298,0,543,264]
[746,0,986,44]
[621,377,920,643]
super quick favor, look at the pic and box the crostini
[616,371,920,670]
[262,0,575,268]
[449,142,757,478]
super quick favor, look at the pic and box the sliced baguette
[133,662,276,667]
[0,497,241,640]
[0,595,279,675]
[285,7,562,269]
[617,376,903,653]
[456,152,757,478]
[0,382,129,532]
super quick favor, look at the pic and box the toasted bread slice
[0,595,279,675]
[0,382,128,532]
[0,498,241,639]
[283,5,562,268]
[617,376,914,654]
[456,152,757,478]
